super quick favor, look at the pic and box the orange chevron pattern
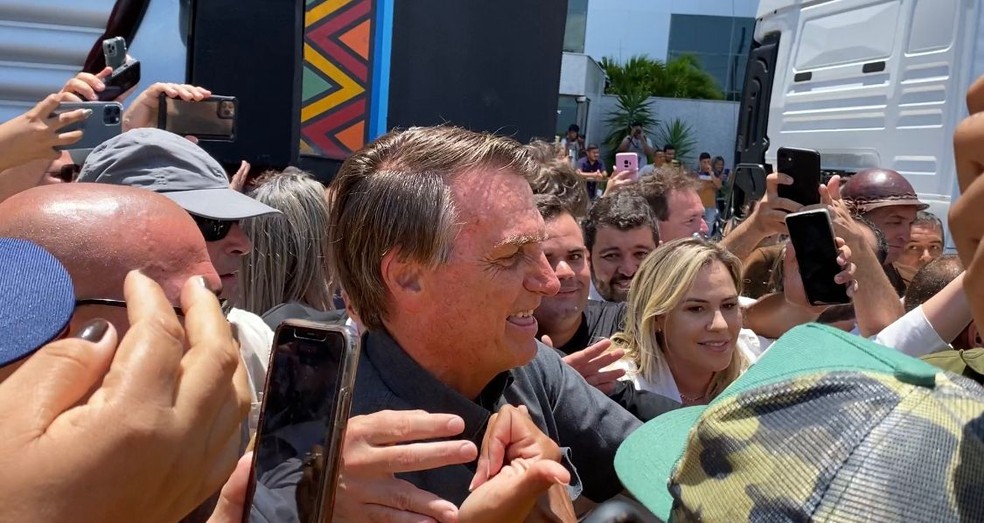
[302,0,375,159]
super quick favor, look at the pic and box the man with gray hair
[329,125,640,521]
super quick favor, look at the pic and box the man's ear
[969,321,981,348]
[381,250,424,308]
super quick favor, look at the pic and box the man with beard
[583,188,660,302]
[533,195,679,419]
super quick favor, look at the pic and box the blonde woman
[238,167,337,323]
[611,238,753,406]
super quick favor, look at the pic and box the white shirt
[614,333,761,402]
[869,305,949,357]
[227,307,274,431]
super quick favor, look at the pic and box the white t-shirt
[227,307,274,432]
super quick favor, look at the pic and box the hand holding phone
[243,321,360,523]
[615,152,639,181]
[776,147,821,206]
[52,101,122,152]
[95,37,141,102]
[785,208,852,306]
[158,94,237,141]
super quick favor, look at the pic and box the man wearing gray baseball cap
[78,128,280,405]
[78,128,279,300]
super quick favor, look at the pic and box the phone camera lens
[104,106,121,125]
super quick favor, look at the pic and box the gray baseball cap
[77,128,279,220]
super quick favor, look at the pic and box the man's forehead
[595,224,654,246]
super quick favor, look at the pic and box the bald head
[0,184,219,302]
[904,255,964,313]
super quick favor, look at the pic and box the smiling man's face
[534,212,591,333]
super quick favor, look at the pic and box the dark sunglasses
[47,163,81,183]
[191,214,238,242]
[75,297,231,317]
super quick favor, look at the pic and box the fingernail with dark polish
[77,319,109,342]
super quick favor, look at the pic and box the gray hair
[328,125,538,330]
[239,167,334,315]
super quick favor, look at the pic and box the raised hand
[561,339,626,394]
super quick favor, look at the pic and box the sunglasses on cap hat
[191,214,239,242]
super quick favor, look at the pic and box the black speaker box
[187,0,304,170]
[387,0,568,143]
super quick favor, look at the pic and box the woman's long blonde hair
[238,168,335,315]
[612,238,747,401]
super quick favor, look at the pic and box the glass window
[556,96,579,138]
[564,0,588,54]
[668,14,756,101]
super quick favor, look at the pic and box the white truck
[732,0,984,249]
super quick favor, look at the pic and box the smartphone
[615,152,639,181]
[243,321,360,523]
[776,147,821,206]
[52,102,122,151]
[158,94,238,141]
[785,208,850,305]
[102,37,127,70]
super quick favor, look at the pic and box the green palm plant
[603,91,658,167]
[601,54,725,100]
[660,54,725,100]
[655,118,698,167]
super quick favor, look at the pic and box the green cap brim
[615,405,705,520]
[614,323,941,519]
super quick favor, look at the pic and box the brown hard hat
[841,168,928,213]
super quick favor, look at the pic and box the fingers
[205,452,252,523]
[367,440,478,474]
[230,160,250,193]
[55,130,84,147]
[765,172,792,200]
[154,83,212,102]
[62,78,101,101]
[560,338,612,367]
[105,270,185,406]
[584,368,626,388]
[540,334,554,348]
[0,319,118,432]
[826,175,843,201]
[360,411,468,446]
[175,273,245,417]
[96,66,114,80]
[55,107,90,126]
[966,74,984,115]
[834,263,857,286]
[28,93,62,119]
[953,111,984,193]
[357,480,458,523]
[770,197,802,214]
[949,175,984,267]
[472,412,501,491]
[580,347,625,376]
[518,459,571,490]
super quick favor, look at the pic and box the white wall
[583,0,760,62]
[589,94,740,168]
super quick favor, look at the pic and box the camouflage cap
[616,323,984,522]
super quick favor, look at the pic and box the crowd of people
[2,52,984,523]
